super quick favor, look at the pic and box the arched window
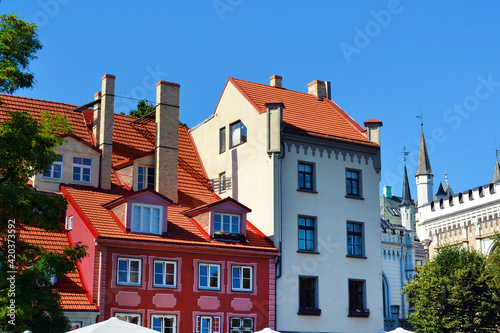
[382,273,390,318]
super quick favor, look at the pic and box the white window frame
[219,172,226,193]
[151,314,176,333]
[231,265,253,292]
[43,154,63,180]
[72,156,92,183]
[230,120,247,148]
[214,213,240,234]
[117,257,142,286]
[115,313,142,325]
[229,317,254,333]
[196,315,221,333]
[131,203,163,235]
[198,263,221,290]
[153,260,177,288]
[65,215,73,231]
[137,165,155,190]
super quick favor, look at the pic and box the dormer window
[72,157,92,183]
[131,203,162,235]
[138,166,155,190]
[43,154,63,179]
[230,121,247,148]
[214,213,240,234]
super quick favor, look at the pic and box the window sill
[346,254,367,259]
[153,284,177,289]
[211,233,246,243]
[348,310,370,318]
[345,195,364,200]
[297,189,318,194]
[231,288,253,293]
[297,250,320,255]
[298,308,321,316]
[116,282,142,287]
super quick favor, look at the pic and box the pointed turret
[493,157,500,183]
[400,164,415,230]
[415,128,434,206]
[435,182,446,200]
[400,165,413,206]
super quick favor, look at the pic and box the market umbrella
[67,317,158,333]
[387,328,415,333]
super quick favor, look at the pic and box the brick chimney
[308,80,327,99]
[100,74,115,190]
[92,91,101,146]
[270,75,282,88]
[155,81,180,202]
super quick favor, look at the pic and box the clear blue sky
[3,1,500,199]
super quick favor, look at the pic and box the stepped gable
[229,77,376,146]
[17,224,98,312]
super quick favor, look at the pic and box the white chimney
[100,74,115,190]
[270,75,282,88]
[308,80,327,99]
[155,81,180,202]
[93,91,101,146]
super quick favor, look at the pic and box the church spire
[415,128,433,177]
[400,148,413,207]
[494,156,500,183]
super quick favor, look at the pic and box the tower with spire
[400,148,415,230]
[493,152,500,183]
[415,128,433,207]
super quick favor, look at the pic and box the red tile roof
[228,78,378,146]
[17,225,98,312]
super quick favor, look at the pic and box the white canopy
[255,329,281,333]
[68,317,158,333]
[387,328,415,333]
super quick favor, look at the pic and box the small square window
[214,213,240,234]
[117,258,141,286]
[43,154,63,179]
[115,313,141,325]
[153,260,177,288]
[72,156,92,183]
[131,203,163,235]
[346,170,361,197]
[138,166,155,190]
[151,314,176,333]
[298,162,314,190]
[298,216,316,251]
[219,127,226,153]
[299,276,320,315]
[230,121,247,148]
[198,263,220,290]
[230,317,254,333]
[347,222,364,256]
[232,266,252,292]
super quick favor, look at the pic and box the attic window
[214,213,240,234]
[138,166,155,190]
[131,203,162,235]
[230,121,247,148]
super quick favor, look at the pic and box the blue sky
[3,0,500,198]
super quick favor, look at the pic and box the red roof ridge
[0,93,77,109]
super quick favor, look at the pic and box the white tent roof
[68,317,158,333]
[255,329,281,333]
[387,328,415,333]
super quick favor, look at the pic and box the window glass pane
[73,157,81,164]
[231,216,240,233]
[222,215,230,231]
[82,158,92,166]
[73,167,80,181]
[242,318,253,328]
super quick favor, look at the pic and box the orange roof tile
[228,78,378,146]
[17,225,98,312]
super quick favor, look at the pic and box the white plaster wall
[190,82,275,237]
[276,140,383,333]
[32,137,101,192]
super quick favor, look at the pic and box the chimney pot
[270,75,282,88]
[308,80,327,99]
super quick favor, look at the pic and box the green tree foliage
[0,14,42,93]
[403,245,500,332]
[128,99,187,126]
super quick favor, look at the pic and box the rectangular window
[232,266,252,292]
[151,314,176,333]
[153,260,177,288]
[219,172,226,193]
[230,121,247,148]
[43,154,63,179]
[347,222,363,256]
[349,280,367,314]
[65,216,73,231]
[298,162,314,190]
[115,313,141,325]
[230,317,254,333]
[196,316,221,333]
[346,170,360,197]
[219,127,226,153]
[214,213,240,234]
[299,276,320,314]
[138,166,155,190]
[72,156,92,183]
[298,216,315,251]
[131,203,162,235]
[117,258,141,286]
[198,263,220,290]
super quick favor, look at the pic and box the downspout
[276,133,285,279]
[400,236,406,319]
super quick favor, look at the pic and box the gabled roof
[17,224,98,312]
[227,78,377,147]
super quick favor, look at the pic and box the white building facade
[191,76,384,333]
